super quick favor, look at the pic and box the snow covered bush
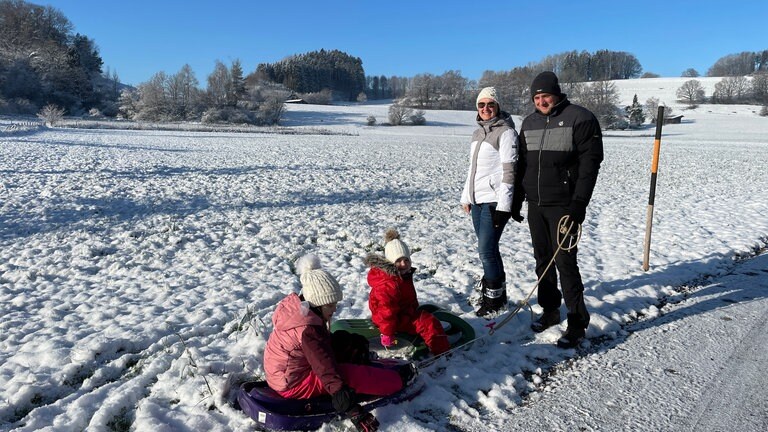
[256,96,285,125]
[201,107,255,124]
[410,110,426,125]
[37,104,66,126]
[299,89,332,105]
[366,115,376,126]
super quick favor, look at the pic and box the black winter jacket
[518,99,604,207]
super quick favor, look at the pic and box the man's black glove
[348,404,379,432]
[510,209,524,223]
[566,200,587,225]
[492,209,512,227]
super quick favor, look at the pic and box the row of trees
[535,50,643,82]
[707,51,768,77]
[118,60,285,125]
[0,0,119,115]
[676,75,768,105]
[363,50,644,112]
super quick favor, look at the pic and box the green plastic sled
[331,304,475,360]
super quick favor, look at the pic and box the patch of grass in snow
[106,406,132,432]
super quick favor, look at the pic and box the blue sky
[37,0,768,86]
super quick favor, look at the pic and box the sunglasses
[477,102,497,109]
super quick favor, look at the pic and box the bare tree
[752,73,768,104]
[37,103,65,126]
[437,70,469,109]
[577,81,622,127]
[712,76,750,103]
[135,72,169,121]
[645,97,673,124]
[676,79,706,105]
[388,103,412,125]
[407,73,438,108]
[206,60,230,107]
[167,64,201,119]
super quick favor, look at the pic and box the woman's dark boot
[475,277,507,318]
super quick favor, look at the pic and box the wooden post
[642,106,664,271]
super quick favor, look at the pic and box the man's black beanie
[530,71,562,100]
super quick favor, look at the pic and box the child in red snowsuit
[365,229,450,355]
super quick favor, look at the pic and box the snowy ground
[1,78,767,431]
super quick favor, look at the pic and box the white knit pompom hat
[296,254,343,307]
[476,86,499,106]
[383,228,410,264]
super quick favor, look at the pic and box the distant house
[285,98,307,104]
[663,115,684,125]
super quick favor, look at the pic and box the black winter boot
[475,277,507,318]
[556,314,587,348]
[530,309,561,333]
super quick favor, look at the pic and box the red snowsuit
[365,254,450,355]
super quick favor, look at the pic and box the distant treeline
[253,49,366,102]
[2,0,767,121]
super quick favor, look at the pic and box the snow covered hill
[1,77,767,431]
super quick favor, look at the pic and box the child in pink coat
[264,254,407,431]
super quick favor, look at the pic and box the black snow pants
[527,202,590,328]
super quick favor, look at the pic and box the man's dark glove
[492,209,512,227]
[331,386,355,414]
[348,404,379,432]
[510,209,524,223]
[566,200,587,225]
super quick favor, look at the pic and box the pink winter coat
[263,293,344,394]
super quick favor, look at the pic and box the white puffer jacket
[460,113,519,212]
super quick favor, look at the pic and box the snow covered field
[1,78,767,431]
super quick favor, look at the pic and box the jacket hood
[364,253,417,276]
[476,111,515,130]
[364,253,399,276]
[272,292,324,331]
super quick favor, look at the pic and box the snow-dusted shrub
[37,104,66,126]
[410,110,426,125]
[201,106,255,124]
[299,89,332,105]
[366,115,376,126]
[761,105,768,117]
[256,97,285,125]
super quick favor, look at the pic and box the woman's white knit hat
[296,254,343,307]
[383,228,410,263]
[476,86,499,106]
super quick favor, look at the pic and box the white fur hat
[296,254,343,307]
[476,86,499,106]
[383,228,410,264]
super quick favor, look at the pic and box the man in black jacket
[517,71,604,348]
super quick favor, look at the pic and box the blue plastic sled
[237,358,422,431]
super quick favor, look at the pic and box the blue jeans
[470,203,506,281]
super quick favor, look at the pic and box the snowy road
[463,253,768,432]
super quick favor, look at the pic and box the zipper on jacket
[536,116,549,206]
